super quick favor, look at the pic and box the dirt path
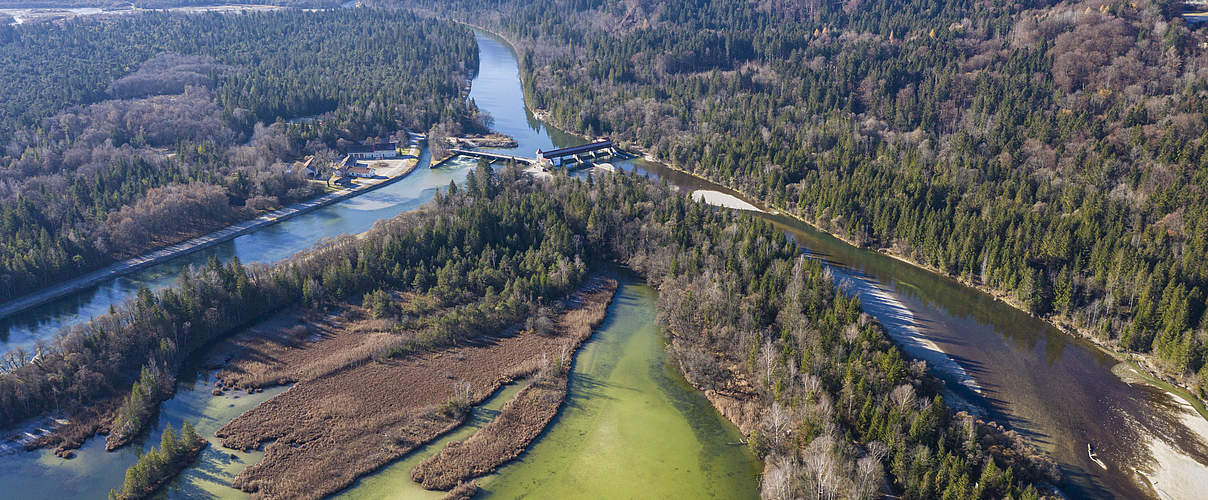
[0,158,419,323]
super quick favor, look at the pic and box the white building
[348,141,399,160]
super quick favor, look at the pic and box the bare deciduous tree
[761,455,800,500]
[890,384,916,411]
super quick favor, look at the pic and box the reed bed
[210,278,616,500]
[410,279,617,490]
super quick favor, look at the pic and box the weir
[444,139,628,171]
[446,148,536,165]
[3,26,1208,500]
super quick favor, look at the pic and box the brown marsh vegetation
[211,277,616,499]
[410,279,616,490]
[442,480,479,500]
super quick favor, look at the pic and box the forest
[0,0,340,9]
[0,166,1054,498]
[393,0,1208,395]
[0,9,482,304]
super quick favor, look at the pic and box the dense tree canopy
[1,167,1054,498]
[109,421,206,500]
[396,0,1208,393]
[0,9,480,303]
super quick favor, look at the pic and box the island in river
[4,14,1203,500]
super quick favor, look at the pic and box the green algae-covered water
[336,381,527,500]
[475,281,761,499]
[338,279,762,499]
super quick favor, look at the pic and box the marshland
[2,3,1208,500]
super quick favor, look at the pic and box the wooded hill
[0,9,482,305]
[394,0,1208,395]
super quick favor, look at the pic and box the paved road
[0,164,417,322]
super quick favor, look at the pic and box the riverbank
[109,426,207,500]
[0,3,290,25]
[421,25,1208,494]
[470,281,761,499]
[445,17,1208,415]
[655,146,1208,414]
[410,279,615,491]
[0,157,422,324]
[666,335,762,437]
[3,150,427,457]
[656,117,1208,427]
[210,277,617,499]
[874,243,1208,420]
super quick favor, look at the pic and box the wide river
[1,25,1206,500]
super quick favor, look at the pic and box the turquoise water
[339,279,761,499]
[4,20,1206,500]
[0,371,286,499]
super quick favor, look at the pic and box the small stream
[335,382,528,500]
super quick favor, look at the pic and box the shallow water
[3,20,1208,500]
[335,382,528,500]
[460,28,1208,500]
[0,370,286,499]
[474,281,761,499]
[337,280,761,499]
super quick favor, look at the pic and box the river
[0,148,448,352]
[1,22,1206,500]
[453,30,1208,499]
[0,4,287,25]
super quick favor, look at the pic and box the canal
[1,22,1206,500]
[457,29,1208,499]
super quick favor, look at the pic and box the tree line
[0,162,585,437]
[575,173,1056,498]
[394,0,1208,395]
[0,9,482,304]
[2,166,1055,497]
[108,421,206,500]
[0,1,342,12]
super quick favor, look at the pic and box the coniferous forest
[0,9,481,304]
[0,166,1055,498]
[394,0,1208,394]
[3,0,1208,498]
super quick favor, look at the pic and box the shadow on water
[5,23,1207,500]
[635,154,1208,498]
[333,381,527,500]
